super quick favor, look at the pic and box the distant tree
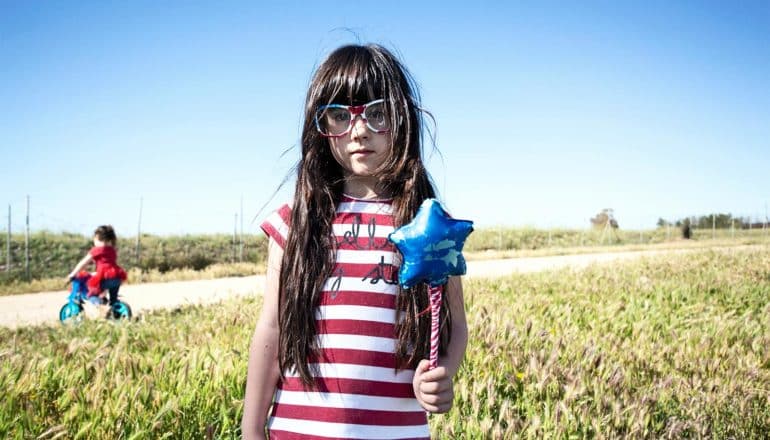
[684,213,738,229]
[590,209,619,229]
[668,213,745,230]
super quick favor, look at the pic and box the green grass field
[2,247,768,438]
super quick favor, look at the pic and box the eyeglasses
[314,99,390,137]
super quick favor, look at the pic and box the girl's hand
[412,359,455,413]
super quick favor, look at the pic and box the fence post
[240,196,244,263]
[6,205,10,273]
[233,213,238,263]
[25,195,30,280]
[136,197,143,270]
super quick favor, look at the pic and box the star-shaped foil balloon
[388,199,474,288]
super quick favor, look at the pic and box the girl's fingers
[418,393,454,414]
[419,365,449,382]
[418,386,454,405]
[415,359,431,376]
[419,378,452,394]
[418,393,452,407]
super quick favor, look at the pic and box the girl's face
[327,110,392,179]
[93,236,104,247]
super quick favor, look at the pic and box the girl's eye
[326,109,350,123]
[367,108,388,128]
[333,112,350,122]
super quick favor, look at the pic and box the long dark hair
[279,44,451,386]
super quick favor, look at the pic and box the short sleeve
[89,246,104,259]
[260,203,291,249]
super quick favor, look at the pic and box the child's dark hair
[94,225,117,246]
[278,44,450,386]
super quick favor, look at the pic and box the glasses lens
[317,107,351,136]
[364,101,389,132]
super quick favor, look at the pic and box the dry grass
[1,247,769,438]
[437,246,770,438]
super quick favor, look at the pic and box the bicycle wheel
[59,302,84,323]
[110,301,132,320]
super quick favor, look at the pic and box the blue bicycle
[59,272,133,323]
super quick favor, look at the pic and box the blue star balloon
[388,199,474,288]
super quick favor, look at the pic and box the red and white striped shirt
[261,195,430,440]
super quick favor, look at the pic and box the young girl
[66,225,128,306]
[242,44,468,439]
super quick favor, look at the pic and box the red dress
[86,246,127,295]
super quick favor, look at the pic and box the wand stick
[428,285,443,369]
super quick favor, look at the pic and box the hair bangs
[318,47,392,106]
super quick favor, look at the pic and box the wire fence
[1,195,270,283]
[2,195,769,282]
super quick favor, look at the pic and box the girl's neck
[343,176,390,201]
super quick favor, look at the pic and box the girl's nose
[350,115,369,139]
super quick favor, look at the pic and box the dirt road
[0,246,757,329]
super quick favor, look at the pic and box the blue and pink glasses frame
[314,99,390,138]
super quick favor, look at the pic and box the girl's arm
[241,238,283,439]
[412,275,468,413]
[65,253,93,281]
[440,276,468,377]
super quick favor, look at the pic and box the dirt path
[1,246,762,329]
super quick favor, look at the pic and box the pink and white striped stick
[428,285,443,369]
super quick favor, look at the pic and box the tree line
[657,213,766,229]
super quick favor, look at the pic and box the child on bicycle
[65,225,127,306]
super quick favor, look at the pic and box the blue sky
[1,1,768,236]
